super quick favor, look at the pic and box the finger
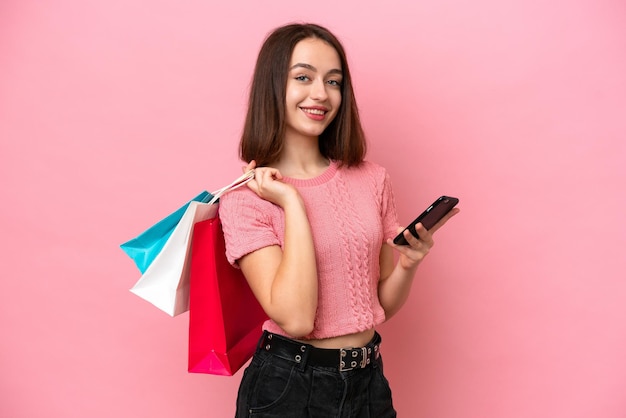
[242,160,256,174]
[399,228,422,249]
[386,236,414,253]
[260,167,283,183]
[246,174,259,193]
[245,162,261,191]
[262,166,282,181]
[254,168,265,189]
[255,167,276,191]
[386,235,428,263]
[390,226,421,248]
[413,223,434,247]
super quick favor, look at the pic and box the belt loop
[296,342,309,372]
[258,330,269,351]
[360,347,368,368]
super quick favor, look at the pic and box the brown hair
[239,23,366,167]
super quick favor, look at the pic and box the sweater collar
[282,160,338,187]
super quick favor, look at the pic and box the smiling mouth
[301,107,327,116]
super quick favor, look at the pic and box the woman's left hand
[387,208,460,270]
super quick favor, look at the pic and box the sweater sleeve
[380,168,400,241]
[218,188,281,266]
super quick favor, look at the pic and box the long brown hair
[240,23,366,167]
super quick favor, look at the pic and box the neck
[272,137,329,179]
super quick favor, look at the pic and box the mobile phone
[393,196,459,245]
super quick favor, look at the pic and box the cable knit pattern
[329,173,371,331]
[219,160,399,340]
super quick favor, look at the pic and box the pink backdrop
[2,0,625,417]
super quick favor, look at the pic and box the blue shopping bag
[121,170,255,316]
[120,191,214,274]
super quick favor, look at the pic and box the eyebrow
[289,63,343,76]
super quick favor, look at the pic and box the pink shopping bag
[188,215,268,376]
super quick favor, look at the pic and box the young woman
[219,23,459,417]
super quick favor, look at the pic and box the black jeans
[235,332,397,417]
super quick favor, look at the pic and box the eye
[295,75,310,82]
[327,79,342,87]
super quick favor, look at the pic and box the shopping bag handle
[207,170,255,205]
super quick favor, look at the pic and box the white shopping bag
[128,171,254,316]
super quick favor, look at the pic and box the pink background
[2,0,625,417]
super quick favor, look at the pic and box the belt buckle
[339,349,353,371]
[359,347,368,368]
[339,348,369,372]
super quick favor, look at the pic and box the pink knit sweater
[219,160,399,340]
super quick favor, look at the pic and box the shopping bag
[120,191,213,274]
[123,171,255,317]
[188,215,268,376]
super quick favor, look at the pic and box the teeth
[302,108,325,115]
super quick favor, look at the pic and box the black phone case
[393,196,459,245]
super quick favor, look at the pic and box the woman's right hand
[243,160,300,208]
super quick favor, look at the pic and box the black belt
[258,331,381,372]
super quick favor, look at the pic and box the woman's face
[284,38,343,143]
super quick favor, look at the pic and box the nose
[310,78,328,101]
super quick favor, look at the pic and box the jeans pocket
[247,357,298,413]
